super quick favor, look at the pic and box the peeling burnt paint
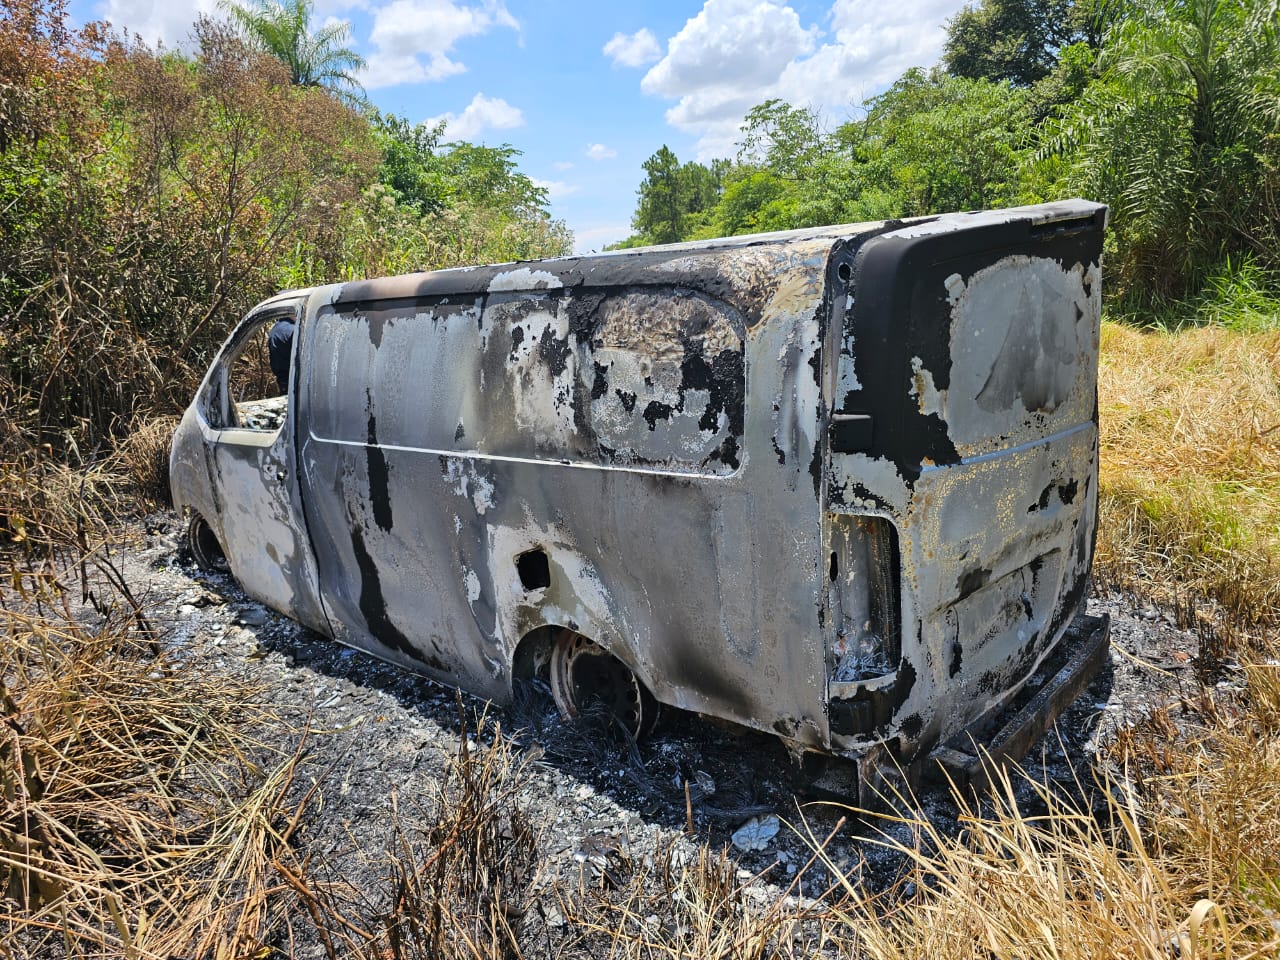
[365,390,393,534]
[642,400,673,430]
[172,201,1108,788]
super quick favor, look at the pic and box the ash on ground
[113,512,1230,956]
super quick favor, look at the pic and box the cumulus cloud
[532,178,579,199]
[603,27,662,68]
[362,0,518,89]
[586,143,617,161]
[553,160,576,171]
[779,0,960,104]
[93,0,217,48]
[641,0,956,158]
[426,93,524,141]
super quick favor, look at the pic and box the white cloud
[532,178,579,200]
[573,223,632,255]
[362,0,518,89]
[641,0,957,158]
[642,0,816,100]
[94,0,217,48]
[586,143,617,161]
[603,27,661,68]
[426,93,524,141]
[553,160,575,171]
[779,0,959,106]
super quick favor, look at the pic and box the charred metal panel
[306,288,745,474]
[824,202,1105,760]
[174,201,1107,777]
[294,238,852,745]
[169,295,330,636]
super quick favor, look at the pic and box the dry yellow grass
[1095,322,1280,624]
[0,604,313,959]
[807,750,1280,960]
[110,414,180,507]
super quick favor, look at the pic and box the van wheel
[549,631,660,741]
[186,514,229,573]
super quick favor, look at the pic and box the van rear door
[825,201,1106,755]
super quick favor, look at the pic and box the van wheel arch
[548,629,661,741]
[511,625,661,740]
[185,512,230,573]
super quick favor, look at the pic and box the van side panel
[295,239,856,745]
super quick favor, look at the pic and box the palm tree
[1043,0,1280,303]
[221,0,368,108]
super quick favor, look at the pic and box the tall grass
[0,604,314,958]
[808,755,1280,959]
[1095,320,1280,625]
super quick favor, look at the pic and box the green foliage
[630,145,724,245]
[221,0,367,108]
[943,0,1099,85]
[1043,0,1280,304]
[707,169,790,236]
[0,0,570,455]
[360,112,569,270]
[617,72,1035,248]
[371,112,448,214]
[848,68,1034,216]
[737,99,828,179]
[1193,256,1280,332]
[632,145,683,244]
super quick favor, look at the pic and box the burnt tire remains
[186,514,229,573]
[549,630,660,741]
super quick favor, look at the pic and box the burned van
[171,200,1110,795]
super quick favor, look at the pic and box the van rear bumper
[928,610,1110,791]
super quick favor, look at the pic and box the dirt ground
[109,511,1225,957]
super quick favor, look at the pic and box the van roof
[330,201,1102,310]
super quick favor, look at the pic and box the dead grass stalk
[0,600,317,958]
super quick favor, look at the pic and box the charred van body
[171,201,1111,797]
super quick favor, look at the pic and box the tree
[1043,0,1280,302]
[737,99,827,179]
[944,0,1095,85]
[710,170,790,236]
[631,146,720,245]
[846,69,1034,216]
[221,0,366,107]
[353,112,570,271]
[0,4,380,446]
[632,146,683,244]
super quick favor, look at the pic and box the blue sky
[67,0,968,253]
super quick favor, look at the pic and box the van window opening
[223,317,290,433]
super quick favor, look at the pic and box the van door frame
[194,299,329,632]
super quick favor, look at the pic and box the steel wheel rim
[187,515,229,573]
[549,631,657,740]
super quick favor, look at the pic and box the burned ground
[85,510,1224,958]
